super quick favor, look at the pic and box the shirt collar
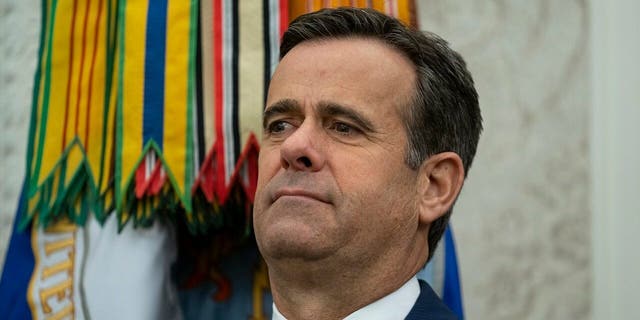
[271,276,420,320]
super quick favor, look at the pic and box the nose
[280,122,326,172]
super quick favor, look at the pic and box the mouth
[272,189,331,204]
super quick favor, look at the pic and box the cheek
[334,150,407,189]
[256,147,281,188]
[333,152,416,215]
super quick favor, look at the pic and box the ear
[416,152,465,225]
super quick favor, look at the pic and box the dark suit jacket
[405,280,458,320]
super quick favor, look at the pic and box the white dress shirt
[272,276,420,320]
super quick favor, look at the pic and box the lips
[272,188,331,204]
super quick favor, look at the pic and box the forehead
[267,38,416,117]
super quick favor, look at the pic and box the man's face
[253,38,424,267]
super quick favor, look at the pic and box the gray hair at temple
[279,7,483,261]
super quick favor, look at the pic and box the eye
[328,121,360,136]
[266,120,293,135]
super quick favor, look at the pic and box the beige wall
[3,0,638,319]
[0,0,39,271]
[416,1,591,319]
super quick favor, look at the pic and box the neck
[267,236,427,320]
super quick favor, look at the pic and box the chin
[254,198,344,262]
[257,224,337,262]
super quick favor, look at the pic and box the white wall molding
[590,0,640,319]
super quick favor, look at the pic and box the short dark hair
[279,7,482,261]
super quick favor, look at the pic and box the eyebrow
[317,101,376,133]
[262,99,377,133]
[263,99,303,129]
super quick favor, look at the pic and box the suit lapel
[405,280,458,320]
